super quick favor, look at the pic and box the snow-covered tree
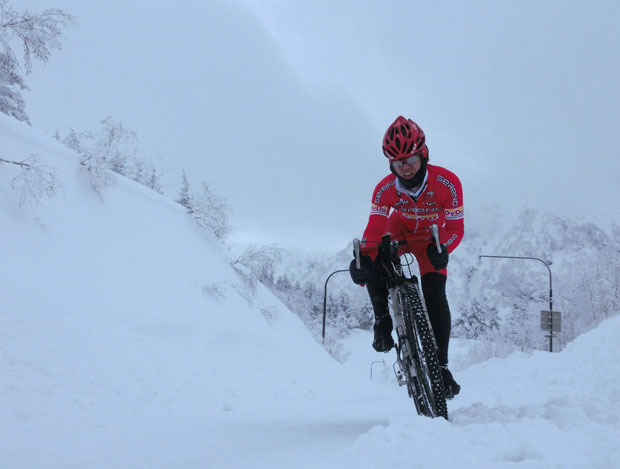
[453,299,499,339]
[144,167,163,194]
[275,276,292,291]
[0,1,74,123]
[1,155,62,207]
[557,240,620,346]
[59,117,167,196]
[186,182,232,240]
[177,169,191,209]
[233,244,283,288]
[268,271,373,349]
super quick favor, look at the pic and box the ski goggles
[392,155,421,170]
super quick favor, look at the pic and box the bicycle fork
[390,285,417,387]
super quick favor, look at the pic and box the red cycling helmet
[382,116,429,161]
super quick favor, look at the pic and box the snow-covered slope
[0,115,358,466]
[2,116,619,468]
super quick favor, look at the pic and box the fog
[20,0,620,247]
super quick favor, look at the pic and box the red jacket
[361,164,464,258]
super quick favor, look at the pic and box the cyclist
[349,116,464,398]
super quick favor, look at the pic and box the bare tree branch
[0,156,30,167]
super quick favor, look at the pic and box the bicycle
[353,224,448,419]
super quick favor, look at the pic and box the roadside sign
[540,310,561,332]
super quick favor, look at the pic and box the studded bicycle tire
[399,281,448,419]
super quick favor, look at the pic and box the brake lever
[353,238,361,269]
[430,224,442,254]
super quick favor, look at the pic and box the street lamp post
[322,269,349,343]
[479,254,555,352]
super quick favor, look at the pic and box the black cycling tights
[366,271,451,366]
[420,272,451,367]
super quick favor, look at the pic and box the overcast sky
[19,0,620,248]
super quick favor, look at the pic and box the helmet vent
[382,116,427,161]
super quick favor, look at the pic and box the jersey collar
[395,169,428,199]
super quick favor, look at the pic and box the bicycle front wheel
[400,281,448,419]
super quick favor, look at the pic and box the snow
[2,115,620,468]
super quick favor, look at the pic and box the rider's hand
[427,243,449,270]
[349,255,373,285]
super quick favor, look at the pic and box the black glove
[427,243,449,270]
[349,255,373,285]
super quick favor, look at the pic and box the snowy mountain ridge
[264,202,620,355]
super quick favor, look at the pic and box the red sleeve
[436,170,464,253]
[361,215,388,259]
[360,176,395,259]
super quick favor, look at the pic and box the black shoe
[372,314,394,352]
[441,366,461,399]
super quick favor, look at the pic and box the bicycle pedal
[395,373,407,387]
[393,362,408,386]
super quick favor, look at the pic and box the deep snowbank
[330,316,620,469]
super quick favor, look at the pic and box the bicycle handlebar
[353,224,442,262]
